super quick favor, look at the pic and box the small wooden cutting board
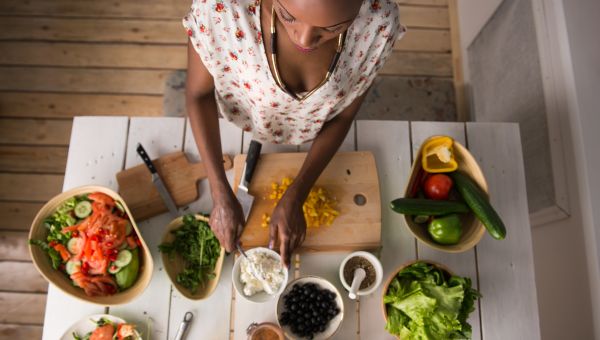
[233,151,381,252]
[116,151,232,221]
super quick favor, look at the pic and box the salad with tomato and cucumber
[30,192,142,297]
[72,316,141,340]
[391,136,507,245]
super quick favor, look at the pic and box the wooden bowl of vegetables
[391,136,506,253]
[160,214,225,300]
[381,260,480,339]
[28,185,153,306]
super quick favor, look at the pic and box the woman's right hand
[209,187,245,253]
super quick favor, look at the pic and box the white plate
[276,276,344,340]
[60,314,126,340]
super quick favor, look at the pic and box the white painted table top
[42,117,540,340]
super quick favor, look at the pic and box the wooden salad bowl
[161,214,225,300]
[28,185,154,306]
[404,137,487,253]
[381,260,454,329]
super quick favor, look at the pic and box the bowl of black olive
[276,276,344,340]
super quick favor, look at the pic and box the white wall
[558,0,600,336]
[456,0,600,338]
[456,0,503,81]
[456,0,504,50]
[530,98,595,339]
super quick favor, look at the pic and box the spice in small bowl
[339,251,383,298]
[343,256,376,290]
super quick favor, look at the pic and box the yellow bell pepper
[422,136,458,173]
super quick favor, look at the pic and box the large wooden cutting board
[116,151,232,220]
[233,151,381,252]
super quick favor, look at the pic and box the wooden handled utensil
[116,151,232,220]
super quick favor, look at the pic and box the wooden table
[42,117,540,340]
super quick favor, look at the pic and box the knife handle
[136,143,157,174]
[242,140,262,188]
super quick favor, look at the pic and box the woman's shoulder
[353,0,401,34]
[346,0,403,56]
[187,0,259,20]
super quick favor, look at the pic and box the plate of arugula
[159,214,225,300]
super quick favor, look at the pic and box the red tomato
[423,174,453,200]
[90,324,115,340]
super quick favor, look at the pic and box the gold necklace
[270,7,346,102]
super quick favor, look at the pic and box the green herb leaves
[159,214,221,294]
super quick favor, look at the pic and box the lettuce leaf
[383,262,481,339]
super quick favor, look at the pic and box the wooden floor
[0,0,459,337]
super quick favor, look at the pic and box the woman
[184,0,403,266]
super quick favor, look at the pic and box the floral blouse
[183,0,403,145]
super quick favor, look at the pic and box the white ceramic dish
[276,276,344,340]
[339,251,383,297]
[60,314,126,340]
[232,247,289,303]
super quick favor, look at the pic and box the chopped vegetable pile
[72,316,141,340]
[384,262,480,339]
[263,177,339,228]
[159,214,221,294]
[30,192,141,297]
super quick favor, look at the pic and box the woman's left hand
[269,191,306,268]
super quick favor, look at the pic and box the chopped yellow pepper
[422,136,458,173]
[262,177,339,228]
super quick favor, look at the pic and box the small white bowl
[232,247,289,303]
[339,251,383,297]
[276,276,344,340]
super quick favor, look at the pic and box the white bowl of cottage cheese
[232,247,289,303]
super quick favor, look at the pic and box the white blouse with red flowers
[183,0,404,145]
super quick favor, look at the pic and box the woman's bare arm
[186,39,245,251]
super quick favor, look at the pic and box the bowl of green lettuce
[382,261,481,339]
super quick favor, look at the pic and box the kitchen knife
[237,140,262,223]
[136,143,179,217]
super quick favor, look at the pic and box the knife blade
[237,140,262,222]
[136,143,179,217]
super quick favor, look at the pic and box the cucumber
[113,249,132,267]
[116,248,139,290]
[74,201,92,219]
[115,200,126,214]
[66,260,81,275]
[67,237,80,254]
[390,198,469,216]
[413,215,430,224]
[125,221,132,236]
[108,263,122,274]
[450,171,507,240]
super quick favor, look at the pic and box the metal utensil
[236,140,262,222]
[173,311,193,340]
[137,143,179,217]
[237,244,274,295]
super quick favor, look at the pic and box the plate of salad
[61,314,142,340]
[28,186,153,305]
[382,260,481,339]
